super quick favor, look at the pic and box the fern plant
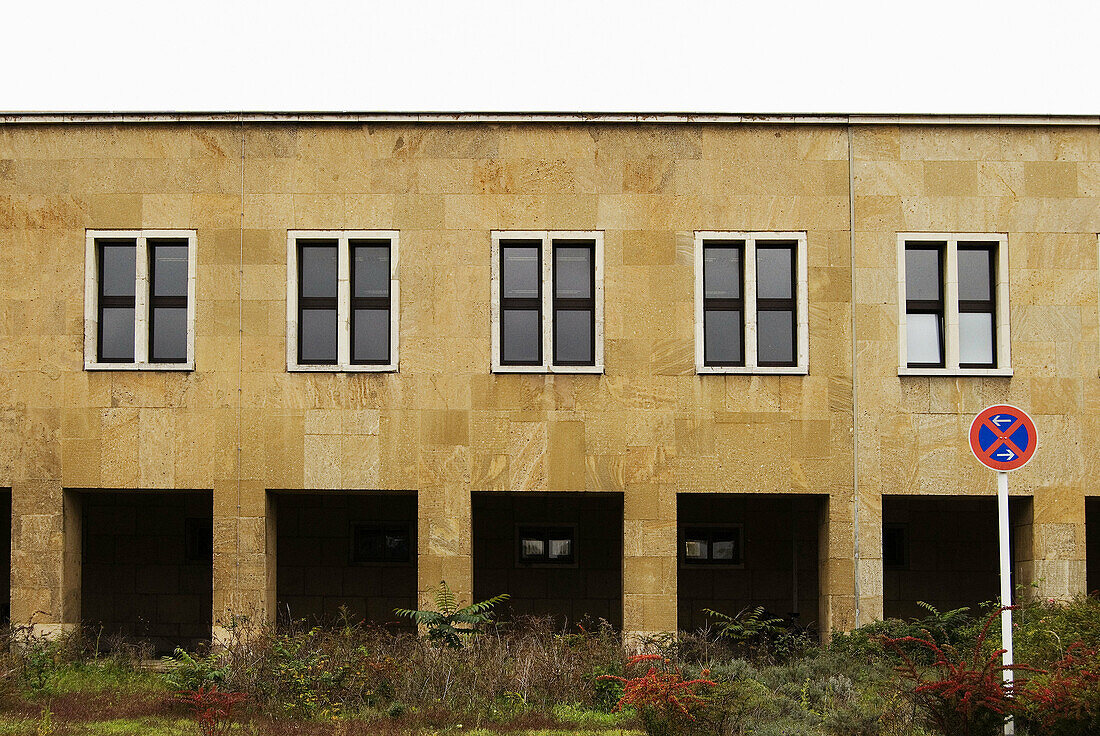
[394,580,509,648]
[703,606,785,644]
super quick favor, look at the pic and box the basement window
[351,523,412,564]
[517,525,576,565]
[85,230,196,370]
[681,525,744,566]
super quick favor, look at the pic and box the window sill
[492,365,604,375]
[288,364,398,373]
[85,362,195,371]
[897,367,1013,377]
[697,366,808,375]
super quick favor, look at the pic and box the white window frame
[286,230,400,372]
[694,231,809,375]
[84,229,197,371]
[490,230,604,374]
[897,233,1011,377]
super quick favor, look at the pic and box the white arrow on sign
[992,415,1013,428]
[995,448,1016,460]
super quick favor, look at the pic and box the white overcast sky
[4,0,1098,114]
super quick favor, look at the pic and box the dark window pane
[704,309,742,364]
[958,248,993,301]
[150,243,188,297]
[355,528,384,561]
[520,538,545,559]
[756,246,793,299]
[99,306,135,362]
[704,245,741,299]
[555,309,593,364]
[300,308,337,363]
[554,246,592,299]
[99,244,136,297]
[502,245,540,298]
[959,313,995,365]
[905,247,942,301]
[353,308,390,363]
[548,537,572,559]
[352,244,390,298]
[299,243,338,299]
[502,309,540,364]
[150,306,187,362]
[684,538,708,560]
[758,310,795,364]
[384,532,410,562]
[907,313,943,365]
[711,528,741,563]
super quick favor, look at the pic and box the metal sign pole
[997,469,1015,736]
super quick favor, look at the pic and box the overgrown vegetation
[0,594,1095,735]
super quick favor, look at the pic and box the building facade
[0,114,1097,649]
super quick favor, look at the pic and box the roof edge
[0,112,1098,126]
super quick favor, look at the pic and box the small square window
[492,231,603,373]
[288,231,399,372]
[695,233,808,374]
[352,523,412,564]
[85,230,196,370]
[681,525,743,566]
[517,525,576,565]
[898,234,1009,376]
[184,517,213,564]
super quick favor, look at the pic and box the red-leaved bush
[599,654,715,734]
[882,607,1035,736]
[1017,642,1100,736]
[178,685,247,736]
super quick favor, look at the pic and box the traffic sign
[968,404,1037,472]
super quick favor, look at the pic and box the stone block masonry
[0,115,1097,648]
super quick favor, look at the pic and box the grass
[0,713,642,735]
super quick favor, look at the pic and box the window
[287,231,399,371]
[680,525,744,566]
[351,523,412,564]
[84,230,196,370]
[898,234,1009,375]
[883,524,908,570]
[517,525,576,565]
[491,231,604,373]
[694,232,808,374]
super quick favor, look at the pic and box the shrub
[178,685,247,736]
[1017,642,1100,736]
[831,602,979,665]
[394,580,509,648]
[881,607,1031,736]
[164,647,230,691]
[1012,594,1100,668]
[599,654,714,736]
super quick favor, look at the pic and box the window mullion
[134,233,150,364]
[744,238,758,369]
[944,240,961,370]
[541,233,552,370]
[337,236,351,368]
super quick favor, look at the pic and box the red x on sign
[969,405,1038,472]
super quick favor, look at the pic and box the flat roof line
[0,112,1098,126]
